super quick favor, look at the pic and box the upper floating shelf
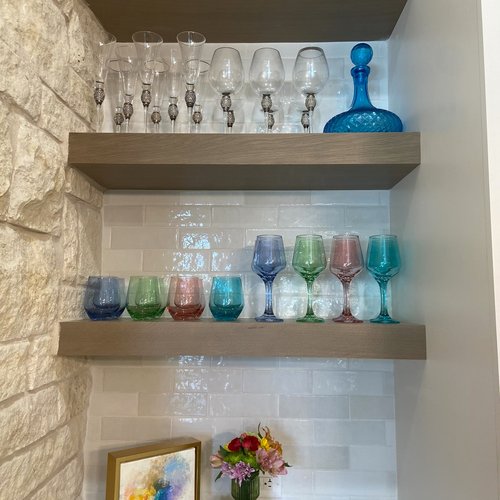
[68,132,420,191]
[85,0,407,43]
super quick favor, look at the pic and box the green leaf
[215,471,223,482]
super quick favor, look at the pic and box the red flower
[227,437,242,451]
[242,435,260,451]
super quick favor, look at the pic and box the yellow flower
[260,437,272,451]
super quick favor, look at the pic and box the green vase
[231,475,260,500]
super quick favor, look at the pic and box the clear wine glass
[292,47,329,133]
[366,234,401,324]
[191,60,210,132]
[251,235,287,322]
[132,31,163,132]
[249,48,285,133]
[116,44,139,132]
[292,234,326,322]
[106,59,124,132]
[177,31,206,117]
[93,32,116,132]
[330,234,364,323]
[150,59,169,133]
[209,47,244,133]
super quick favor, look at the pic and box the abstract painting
[106,438,201,500]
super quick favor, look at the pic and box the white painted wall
[389,0,499,498]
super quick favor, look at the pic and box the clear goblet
[116,44,139,132]
[106,59,125,132]
[163,46,183,133]
[251,235,287,322]
[292,47,329,133]
[292,234,326,322]
[208,47,244,133]
[150,59,169,133]
[249,48,285,133]
[93,32,116,132]
[330,234,364,323]
[366,235,401,324]
[177,31,206,117]
[132,30,163,132]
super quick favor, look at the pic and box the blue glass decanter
[323,43,403,133]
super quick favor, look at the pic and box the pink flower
[221,461,255,485]
[256,448,287,476]
[210,453,224,468]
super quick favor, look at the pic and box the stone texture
[8,120,65,234]
[0,38,42,119]
[30,456,84,500]
[62,196,80,282]
[0,341,29,402]
[0,415,85,497]
[0,224,59,342]
[27,336,87,391]
[61,68,95,124]
[0,101,13,219]
[39,85,71,142]
[77,200,102,280]
[65,168,103,208]
[58,283,87,320]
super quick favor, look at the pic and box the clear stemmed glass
[150,59,169,133]
[116,44,139,132]
[292,235,327,322]
[366,234,401,324]
[249,48,285,133]
[106,59,125,132]
[93,31,116,132]
[164,47,183,133]
[208,47,244,133]
[251,235,287,322]
[330,234,364,323]
[177,31,206,117]
[292,47,329,133]
[132,31,163,132]
[191,60,210,133]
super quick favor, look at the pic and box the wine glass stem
[154,123,160,133]
[341,279,353,317]
[171,120,176,133]
[306,279,315,317]
[264,110,269,133]
[96,104,103,132]
[264,279,275,316]
[143,107,148,133]
[378,280,389,318]
[309,109,314,133]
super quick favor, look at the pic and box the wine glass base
[333,314,363,323]
[255,314,283,323]
[297,315,324,323]
[370,316,400,324]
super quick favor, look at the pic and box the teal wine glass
[366,235,401,324]
[251,235,286,322]
[209,276,244,321]
[292,235,326,322]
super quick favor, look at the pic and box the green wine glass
[366,234,401,324]
[292,234,326,322]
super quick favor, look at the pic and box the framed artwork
[106,437,201,500]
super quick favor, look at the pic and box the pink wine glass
[167,276,205,320]
[329,234,364,323]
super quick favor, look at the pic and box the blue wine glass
[251,235,286,322]
[84,276,126,320]
[366,235,401,324]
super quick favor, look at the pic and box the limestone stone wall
[0,1,104,498]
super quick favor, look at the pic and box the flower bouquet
[210,425,290,500]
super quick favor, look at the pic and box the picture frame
[106,437,201,500]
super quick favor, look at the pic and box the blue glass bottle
[323,43,403,133]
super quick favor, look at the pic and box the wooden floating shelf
[84,0,407,43]
[58,319,426,360]
[68,132,420,191]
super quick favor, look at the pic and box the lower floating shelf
[58,319,426,360]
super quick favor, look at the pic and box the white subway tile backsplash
[103,206,144,225]
[314,420,388,446]
[111,227,178,249]
[145,206,211,226]
[244,191,311,206]
[179,191,245,206]
[174,368,242,393]
[242,369,312,394]
[101,249,143,274]
[102,367,174,393]
[344,206,390,229]
[350,396,395,420]
[180,229,245,249]
[139,393,208,417]
[278,206,345,228]
[314,470,397,497]
[212,206,279,227]
[350,445,397,472]
[312,371,393,396]
[211,249,253,272]
[311,190,384,206]
[209,394,278,417]
[143,249,211,273]
[286,445,349,470]
[100,416,171,441]
[279,395,349,419]
[281,468,314,496]
[89,393,138,417]
[104,191,180,206]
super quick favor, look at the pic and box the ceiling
[85,0,407,43]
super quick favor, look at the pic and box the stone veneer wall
[0,1,104,498]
